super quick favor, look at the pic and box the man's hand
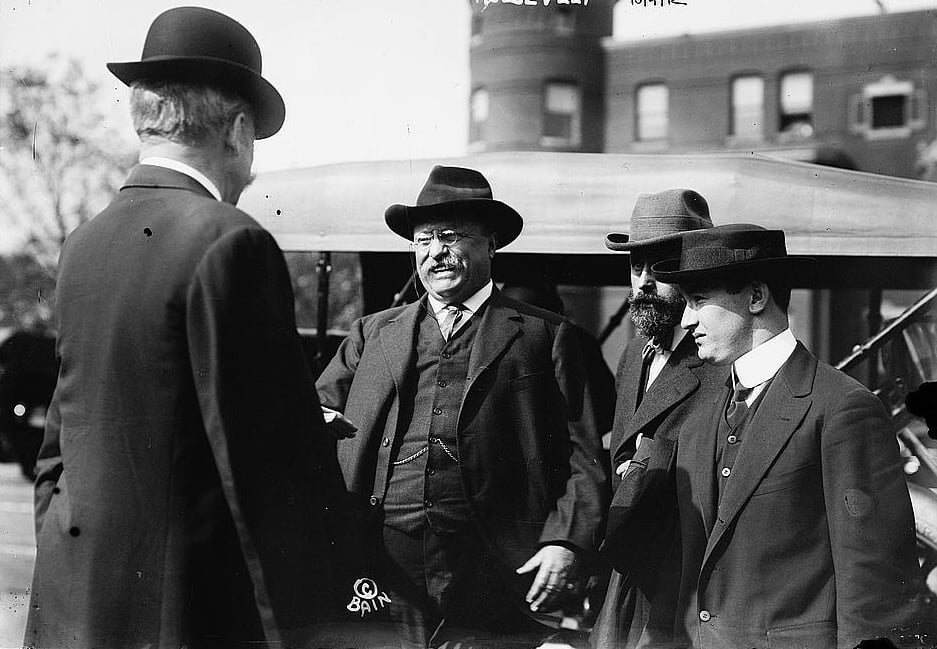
[515,544,578,612]
[615,432,643,476]
[321,406,357,439]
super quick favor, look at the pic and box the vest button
[69,527,81,537]
[424,499,433,508]
[721,467,731,478]
[433,408,442,415]
[429,437,439,444]
[381,437,390,447]
[442,352,451,359]
[52,487,61,495]
[699,610,711,622]
[727,435,738,444]
[426,467,435,476]
[369,496,379,506]
[438,380,447,388]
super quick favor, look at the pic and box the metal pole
[315,251,332,372]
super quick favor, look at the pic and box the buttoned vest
[383,304,479,534]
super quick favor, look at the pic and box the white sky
[2,0,936,173]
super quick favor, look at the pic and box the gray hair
[129,80,254,146]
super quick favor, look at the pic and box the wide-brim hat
[107,6,285,139]
[606,188,713,252]
[651,223,815,283]
[385,165,523,249]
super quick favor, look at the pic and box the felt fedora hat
[651,223,815,283]
[606,188,713,252]
[107,6,285,139]
[385,165,523,249]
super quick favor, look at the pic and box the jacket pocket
[752,461,818,497]
[509,371,546,393]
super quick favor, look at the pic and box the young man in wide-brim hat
[591,188,725,649]
[25,7,347,649]
[643,223,922,649]
[317,165,609,648]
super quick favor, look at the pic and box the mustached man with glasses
[316,165,610,648]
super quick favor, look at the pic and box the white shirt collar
[427,280,493,317]
[733,328,797,389]
[139,156,222,202]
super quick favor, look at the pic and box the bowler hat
[385,166,523,249]
[107,6,285,139]
[606,188,713,252]
[651,224,815,283]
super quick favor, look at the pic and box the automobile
[0,329,57,481]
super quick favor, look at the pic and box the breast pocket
[509,371,546,393]
[752,461,818,497]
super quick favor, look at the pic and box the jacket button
[442,352,451,359]
[433,408,442,415]
[69,527,81,537]
[721,467,731,478]
[424,500,433,508]
[52,487,61,495]
[699,610,711,622]
[727,435,738,444]
[369,496,379,506]
[438,380,447,388]
[429,436,439,444]
[381,437,390,447]
[426,467,435,476]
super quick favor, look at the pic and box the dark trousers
[381,525,547,649]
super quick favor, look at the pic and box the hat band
[681,245,787,269]
[629,215,710,241]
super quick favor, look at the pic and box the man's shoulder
[494,293,565,327]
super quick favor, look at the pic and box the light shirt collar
[427,280,493,318]
[645,325,687,391]
[733,328,797,389]
[140,156,222,202]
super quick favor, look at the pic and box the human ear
[488,232,498,258]
[225,112,253,153]
[749,281,769,315]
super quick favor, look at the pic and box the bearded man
[591,189,722,649]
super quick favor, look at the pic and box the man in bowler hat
[590,189,723,649]
[650,224,921,649]
[26,8,345,649]
[316,165,610,648]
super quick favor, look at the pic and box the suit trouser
[380,525,546,649]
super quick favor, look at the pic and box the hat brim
[651,255,816,284]
[605,230,689,252]
[107,56,285,139]
[385,199,523,249]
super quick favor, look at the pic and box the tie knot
[439,304,466,340]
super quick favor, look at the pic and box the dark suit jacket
[316,291,610,597]
[592,334,720,649]
[26,165,346,649]
[674,343,920,649]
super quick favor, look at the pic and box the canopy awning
[239,152,937,258]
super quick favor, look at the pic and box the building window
[470,88,489,145]
[542,81,581,147]
[779,71,813,137]
[850,75,926,139]
[731,75,764,138]
[636,83,669,141]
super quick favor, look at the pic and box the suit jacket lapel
[462,291,522,411]
[702,344,816,565]
[692,383,727,537]
[378,298,425,395]
[625,336,704,445]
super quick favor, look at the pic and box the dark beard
[627,291,685,341]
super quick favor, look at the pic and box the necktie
[636,338,660,408]
[439,304,465,340]
[725,375,753,429]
